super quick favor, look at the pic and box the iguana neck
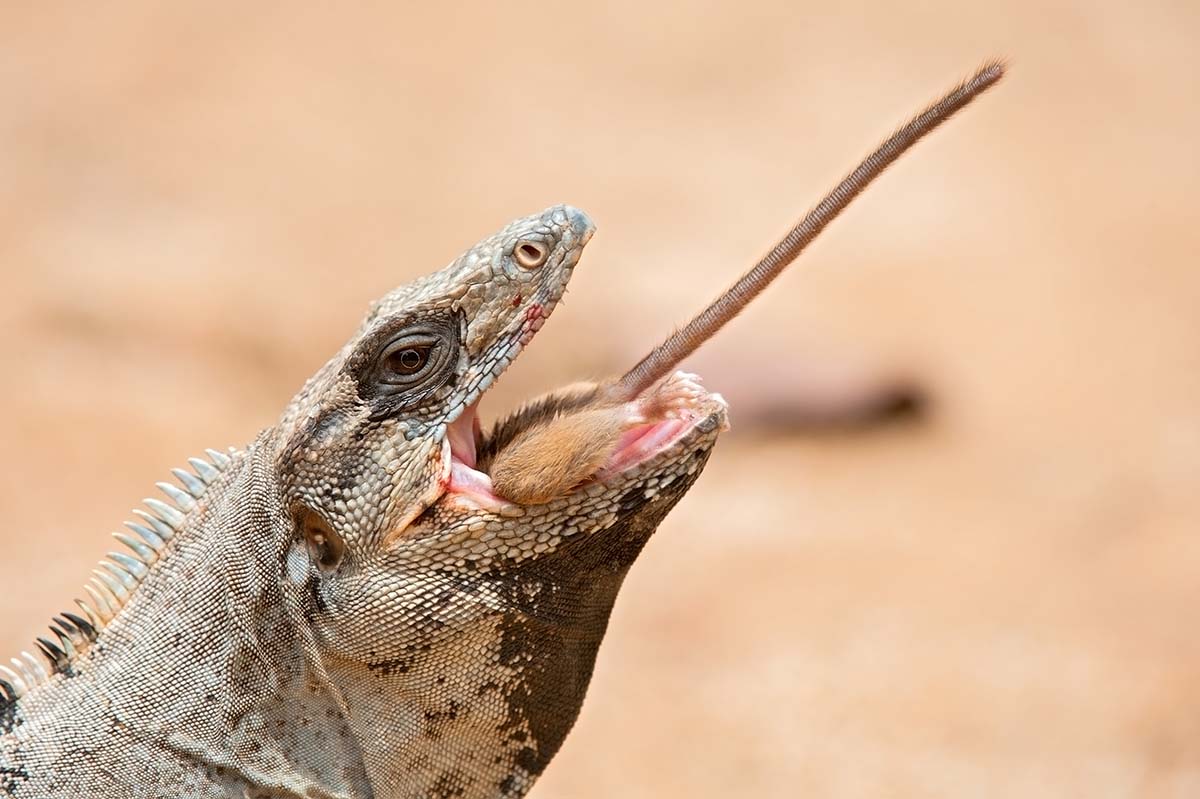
[287,469,706,798]
[1,440,371,798]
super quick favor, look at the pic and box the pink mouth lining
[593,418,690,478]
[446,400,480,469]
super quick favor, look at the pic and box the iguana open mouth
[441,379,728,511]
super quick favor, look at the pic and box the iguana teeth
[62,612,98,642]
[124,521,166,551]
[108,551,149,578]
[131,510,175,542]
[93,569,131,601]
[171,468,207,498]
[143,498,185,529]
[205,448,233,469]
[156,482,197,512]
[188,456,220,483]
[99,560,138,590]
[83,582,116,622]
[36,638,68,672]
[114,532,158,562]
[0,664,26,697]
[66,607,99,638]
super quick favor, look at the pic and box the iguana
[0,63,1003,798]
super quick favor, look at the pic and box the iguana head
[275,205,594,555]
[273,204,727,796]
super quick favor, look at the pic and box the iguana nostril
[514,240,548,269]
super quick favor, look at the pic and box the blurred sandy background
[2,3,1198,796]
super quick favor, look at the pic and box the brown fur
[490,405,628,505]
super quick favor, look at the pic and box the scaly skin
[0,205,727,798]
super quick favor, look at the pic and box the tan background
[2,3,1198,796]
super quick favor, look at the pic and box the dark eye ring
[514,240,549,269]
[358,314,461,409]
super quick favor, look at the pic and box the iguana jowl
[1,62,1004,798]
[0,205,728,798]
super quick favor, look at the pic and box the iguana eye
[358,316,462,412]
[514,240,548,269]
[383,344,431,376]
[377,336,438,384]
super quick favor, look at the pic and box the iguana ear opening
[296,508,345,573]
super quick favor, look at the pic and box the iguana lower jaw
[353,375,729,796]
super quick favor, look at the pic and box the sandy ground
[1,3,1198,796]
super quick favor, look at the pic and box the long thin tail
[615,60,1006,400]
